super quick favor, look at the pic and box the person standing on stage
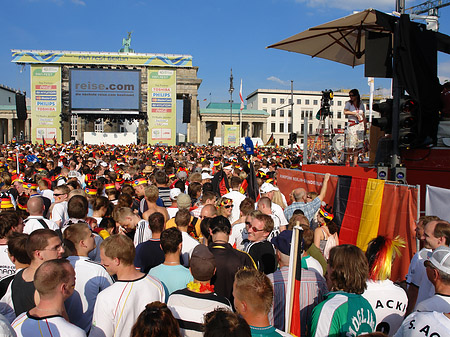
[344,89,366,166]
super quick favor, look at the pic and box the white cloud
[71,0,86,5]
[267,76,290,86]
[295,0,395,12]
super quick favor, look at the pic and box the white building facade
[246,89,353,146]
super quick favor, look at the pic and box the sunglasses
[249,226,264,232]
[349,94,355,97]
[53,193,65,196]
[224,205,233,209]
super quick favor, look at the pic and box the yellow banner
[12,50,192,67]
[223,125,240,146]
[31,65,61,143]
[147,68,177,146]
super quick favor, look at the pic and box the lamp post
[229,68,234,124]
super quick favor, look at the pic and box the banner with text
[223,125,240,146]
[31,65,61,143]
[147,68,176,145]
[12,51,192,67]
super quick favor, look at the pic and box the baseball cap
[271,230,293,256]
[260,182,279,194]
[201,172,214,180]
[177,193,191,209]
[170,188,182,200]
[428,246,450,274]
[223,165,233,171]
[190,245,216,281]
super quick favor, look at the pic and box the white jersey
[394,311,450,337]
[303,255,324,277]
[223,190,246,224]
[134,219,152,247]
[181,232,199,267]
[0,313,15,337]
[362,279,408,336]
[406,248,431,286]
[65,256,114,333]
[23,216,59,234]
[167,207,178,219]
[0,245,15,280]
[416,294,450,313]
[271,203,288,227]
[51,201,68,225]
[12,312,86,337]
[228,222,247,251]
[90,274,165,337]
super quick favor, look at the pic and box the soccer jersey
[168,288,232,337]
[90,274,165,337]
[0,245,15,280]
[133,219,152,247]
[228,222,248,251]
[65,256,114,332]
[309,291,376,337]
[51,201,68,225]
[362,279,408,336]
[181,231,199,267]
[134,239,164,274]
[394,311,450,337]
[302,255,324,276]
[416,294,450,313]
[250,325,291,337]
[12,312,86,337]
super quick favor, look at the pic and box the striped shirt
[90,274,165,337]
[133,219,152,247]
[168,288,232,337]
[267,265,328,336]
[13,312,86,337]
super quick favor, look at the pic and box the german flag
[333,175,417,281]
[265,133,275,146]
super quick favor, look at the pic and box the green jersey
[309,291,376,337]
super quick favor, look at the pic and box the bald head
[27,197,44,216]
[201,204,217,219]
[293,188,307,202]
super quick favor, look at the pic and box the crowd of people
[0,142,447,337]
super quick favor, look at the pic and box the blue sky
[2,0,450,112]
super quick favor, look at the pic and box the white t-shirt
[90,274,165,337]
[181,231,199,267]
[406,248,431,286]
[223,190,246,224]
[416,294,450,313]
[303,255,324,277]
[394,311,450,337]
[51,201,68,226]
[362,279,408,336]
[65,256,114,333]
[12,312,86,337]
[23,216,59,234]
[167,207,179,219]
[228,222,248,251]
[344,101,365,124]
[134,220,152,247]
[0,245,15,280]
[271,203,288,227]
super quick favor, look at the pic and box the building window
[271,109,276,117]
[309,111,313,119]
[309,124,313,134]
[337,124,342,129]
[263,98,267,103]
[280,99,285,104]
[279,123,284,133]
[330,101,334,106]
[313,100,318,105]
[337,111,342,119]
[280,138,284,146]
[288,110,292,117]
[271,98,276,104]
[271,123,276,132]
[280,110,284,117]
[297,99,301,104]
[301,111,304,118]
[120,126,126,133]
[71,115,78,138]
[95,119,104,133]
[289,99,292,104]
[337,101,342,106]
[288,124,292,132]
[305,99,310,105]
[301,124,304,133]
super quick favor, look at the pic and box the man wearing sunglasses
[244,213,277,275]
[51,185,70,228]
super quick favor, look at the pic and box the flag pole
[240,79,244,141]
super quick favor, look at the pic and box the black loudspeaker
[183,98,191,124]
[365,31,393,78]
[374,137,393,166]
[391,166,407,184]
[377,165,389,180]
[15,93,27,120]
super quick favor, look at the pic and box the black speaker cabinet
[183,98,191,124]
[15,93,27,120]
[365,31,393,78]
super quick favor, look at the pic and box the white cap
[223,165,233,171]
[428,246,450,274]
[170,188,182,200]
[202,172,214,180]
[260,182,279,194]
[100,161,108,167]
